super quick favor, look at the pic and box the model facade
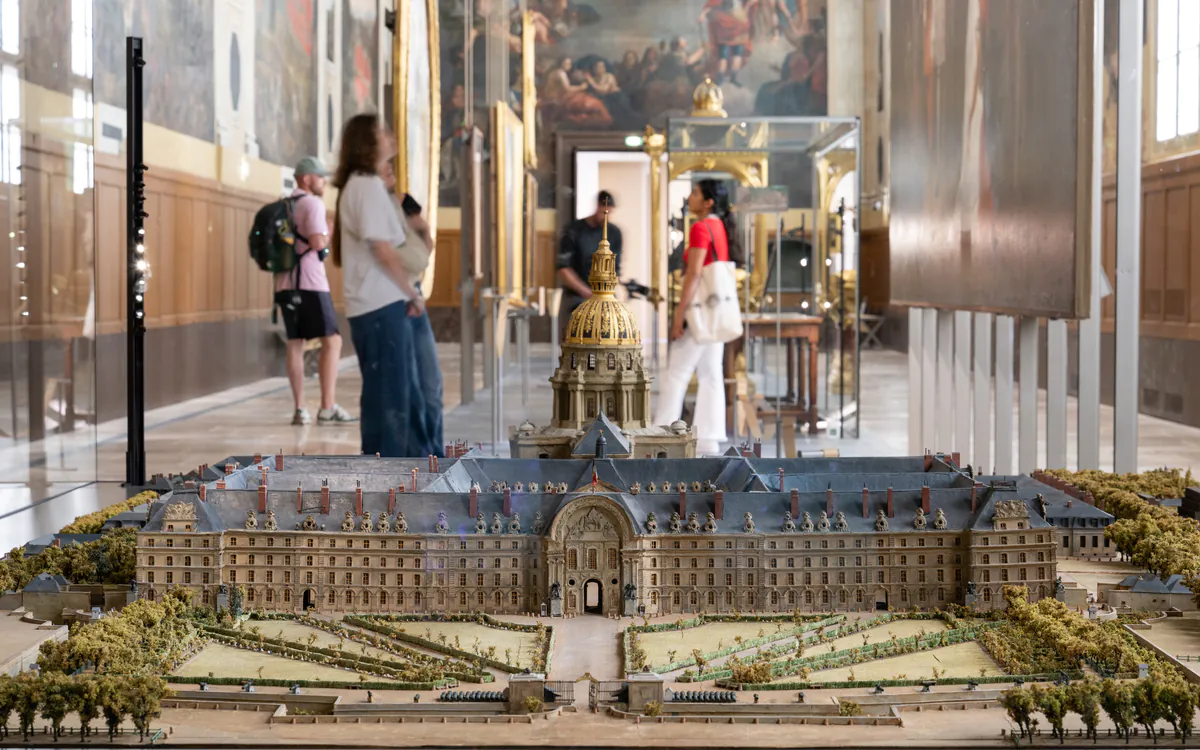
[134,452,1111,616]
[510,213,696,459]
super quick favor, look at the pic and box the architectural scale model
[509,212,697,459]
[134,451,1112,617]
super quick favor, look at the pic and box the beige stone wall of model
[136,496,1058,617]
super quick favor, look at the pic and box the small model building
[510,211,696,459]
[134,451,1111,617]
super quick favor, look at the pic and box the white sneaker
[318,404,358,424]
[292,408,311,426]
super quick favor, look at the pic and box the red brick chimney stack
[355,480,364,516]
[389,487,397,514]
[198,484,206,502]
[427,455,434,473]
[503,488,512,517]
[296,483,303,512]
[753,439,762,458]
[679,487,687,519]
[951,452,961,467]
[253,452,262,466]
[275,450,283,471]
[921,483,931,514]
[257,483,267,513]
[970,482,981,513]
[790,488,799,519]
[216,479,226,490]
[715,489,724,520]
[52,538,61,548]
[861,486,869,519]
[225,463,235,476]
[923,453,933,472]
[826,485,834,516]
[411,468,418,491]
[320,480,330,514]
[432,456,439,473]
[778,467,785,490]
[886,486,894,518]
[469,485,478,518]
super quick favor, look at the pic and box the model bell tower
[552,212,652,430]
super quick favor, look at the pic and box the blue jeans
[410,310,444,457]
[349,301,429,457]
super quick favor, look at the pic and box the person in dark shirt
[556,190,623,337]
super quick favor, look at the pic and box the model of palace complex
[134,450,1112,616]
[134,236,1115,617]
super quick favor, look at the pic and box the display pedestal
[217,592,229,612]
[964,593,978,609]
[624,599,636,617]
[550,600,563,617]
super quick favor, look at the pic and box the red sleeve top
[685,216,730,266]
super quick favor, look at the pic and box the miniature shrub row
[366,612,546,632]
[345,615,553,674]
[626,612,836,635]
[201,628,489,684]
[623,615,845,673]
[685,620,1000,684]
[59,490,159,534]
[718,670,1086,692]
[166,675,441,691]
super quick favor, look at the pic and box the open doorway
[583,579,603,614]
[303,589,314,611]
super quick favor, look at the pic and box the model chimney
[970,482,981,513]
[253,452,262,466]
[1066,494,1073,508]
[320,480,330,514]
[275,450,284,471]
[826,485,834,516]
[198,484,206,502]
[753,438,762,458]
[861,485,869,519]
[355,480,364,516]
[778,467,785,490]
[411,468,418,491]
[389,487,397,514]
[886,486,894,518]
[216,479,226,490]
[679,487,687,519]
[790,488,799,519]
[296,483,303,512]
[469,485,479,518]
[503,487,512,517]
[921,483,931,514]
[432,456,439,473]
[427,455,434,473]
[923,453,933,471]
[714,489,724,520]
[225,463,235,476]
[257,483,267,513]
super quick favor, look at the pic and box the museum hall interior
[1,1,1200,747]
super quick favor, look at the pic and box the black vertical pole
[125,37,147,487]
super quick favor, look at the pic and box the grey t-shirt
[338,174,409,318]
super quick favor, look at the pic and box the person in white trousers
[654,179,738,455]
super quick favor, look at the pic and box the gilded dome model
[564,212,640,347]
[692,77,727,118]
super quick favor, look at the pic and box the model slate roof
[138,452,1113,538]
[573,412,631,456]
[23,572,70,592]
[1116,573,1193,594]
[22,534,102,555]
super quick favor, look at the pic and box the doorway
[584,579,603,614]
[874,589,888,611]
[302,589,314,611]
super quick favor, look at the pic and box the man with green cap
[275,156,356,426]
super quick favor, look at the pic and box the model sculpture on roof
[510,210,697,459]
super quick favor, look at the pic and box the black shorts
[275,290,339,341]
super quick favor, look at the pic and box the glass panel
[1160,0,1180,59]
[1180,0,1200,52]
[667,117,856,153]
[1158,59,1179,141]
[1180,47,1200,136]
[0,0,99,552]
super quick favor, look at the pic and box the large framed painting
[493,103,526,300]
[394,0,441,292]
[889,0,1094,318]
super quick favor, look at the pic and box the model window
[571,353,577,368]
[673,573,680,586]
[587,353,596,369]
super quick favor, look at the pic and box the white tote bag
[684,219,744,345]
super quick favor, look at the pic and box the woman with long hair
[653,178,740,455]
[330,113,429,457]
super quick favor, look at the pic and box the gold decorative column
[643,126,666,309]
[827,269,858,396]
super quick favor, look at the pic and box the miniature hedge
[719,670,1086,691]
[166,675,440,691]
[59,490,159,534]
[346,614,554,674]
[623,614,845,673]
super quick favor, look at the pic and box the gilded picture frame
[393,0,441,293]
[522,11,537,170]
[493,103,525,300]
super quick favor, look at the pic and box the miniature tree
[643,700,663,717]
[691,649,708,674]
[838,700,863,717]
[13,673,41,741]
[1132,674,1168,745]
[0,674,14,740]
[256,666,265,681]
[38,672,73,740]
[1000,686,1036,742]
[1067,679,1102,744]
[126,675,168,742]
[666,650,677,665]
[1032,684,1068,744]
[523,696,542,714]
[847,668,856,682]
[75,677,103,738]
[1100,679,1136,742]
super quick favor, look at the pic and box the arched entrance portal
[584,579,603,614]
[302,589,314,611]
[874,588,888,611]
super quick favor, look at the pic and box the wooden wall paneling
[1102,194,1116,322]
[94,173,124,336]
[1142,188,1164,320]
[1191,186,1200,325]
[429,229,460,308]
[1164,186,1189,322]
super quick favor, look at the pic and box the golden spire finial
[587,207,618,297]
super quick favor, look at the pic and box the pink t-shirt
[273,189,331,292]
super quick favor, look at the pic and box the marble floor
[0,342,1198,552]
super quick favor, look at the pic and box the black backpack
[249,197,310,274]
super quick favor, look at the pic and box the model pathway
[547,615,623,680]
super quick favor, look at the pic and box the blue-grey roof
[23,572,70,592]
[22,534,102,555]
[573,412,631,456]
[1117,573,1193,594]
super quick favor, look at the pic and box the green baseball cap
[294,156,327,177]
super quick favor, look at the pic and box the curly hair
[330,113,383,268]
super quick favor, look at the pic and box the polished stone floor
[0,342,1198,551]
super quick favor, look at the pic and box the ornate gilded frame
[522,11,537,170]
[493,103,526,299]
[392,0,441,291]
